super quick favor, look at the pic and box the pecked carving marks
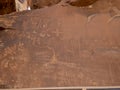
[18,16,63,42]
[0,39,4,50]
[0,15,17,29]
[0,3,120,87]
[0,41,30,88]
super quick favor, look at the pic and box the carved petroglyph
[0,1,120,87]
[0,16,16,29]
[108,7,120,23]
[52,29,63,37]
[0,39,4,50]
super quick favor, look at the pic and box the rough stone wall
[0,0,15,15]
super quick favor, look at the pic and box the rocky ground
[0,0,120,89]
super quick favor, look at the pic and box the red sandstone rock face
[0,0,120,89]
[66,0,98,7]
[31,0,62,9]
